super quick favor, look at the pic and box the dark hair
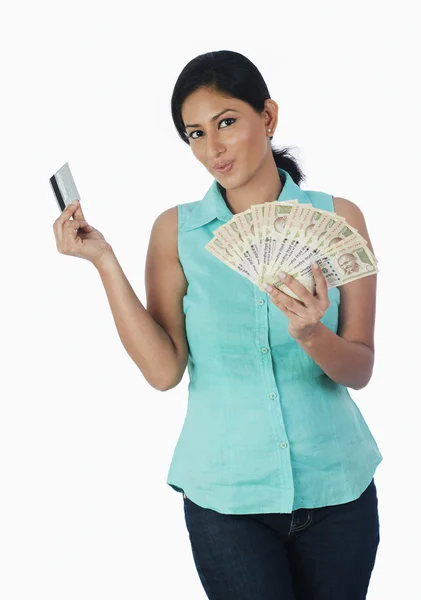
[171,50,305,187]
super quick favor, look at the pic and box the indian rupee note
[285,218,359,275]
[268,203,312,278]
[268,203,314,278]
[213,222,259,280]
[233,210,260,273]
[205,238,256,283]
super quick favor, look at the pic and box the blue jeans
[183,478,380,600]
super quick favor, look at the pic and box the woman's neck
[219,160,283,216]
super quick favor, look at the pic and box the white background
[1,1,419,598]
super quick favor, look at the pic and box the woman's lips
[215,161,234,173]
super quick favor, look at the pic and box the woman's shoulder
[332,197,373,253]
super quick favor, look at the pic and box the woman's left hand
[263,263,330,342]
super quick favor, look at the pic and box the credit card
[50,162,81,211]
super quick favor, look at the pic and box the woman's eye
[189,118,236,140]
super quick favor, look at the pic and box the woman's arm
[295,321,374,390]
[94,207,188,391]
[295,197,377,391]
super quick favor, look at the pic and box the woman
[53,50,382,600]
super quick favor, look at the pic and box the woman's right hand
[53,200,112,266]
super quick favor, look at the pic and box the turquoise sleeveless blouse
[166,167,383,515]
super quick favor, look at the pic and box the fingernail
[312,262,319,269]
[263,283,273,292]
[278,271,286,279]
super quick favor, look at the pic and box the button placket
[254,287,285,429]
[253,285,292,504]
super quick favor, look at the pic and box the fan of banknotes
[205,199,378,300]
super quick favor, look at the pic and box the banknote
[205,237,256,283]
[213,221,260,280]
[232,210,260,273]
[259,200,299,287]
[205,198,379,299]
[266,202,313,280]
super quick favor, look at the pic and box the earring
[268,128,271,133]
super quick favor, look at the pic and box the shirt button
[270,392,277,399]
[258,299,265,306]
[261,347,269,354]
[280,442,288,449]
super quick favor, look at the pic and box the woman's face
[181,87,277,186]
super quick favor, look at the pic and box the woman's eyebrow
[185,108,240,129]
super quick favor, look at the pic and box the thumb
[72,200,86,221]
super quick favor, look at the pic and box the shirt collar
[181,167,309,232]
